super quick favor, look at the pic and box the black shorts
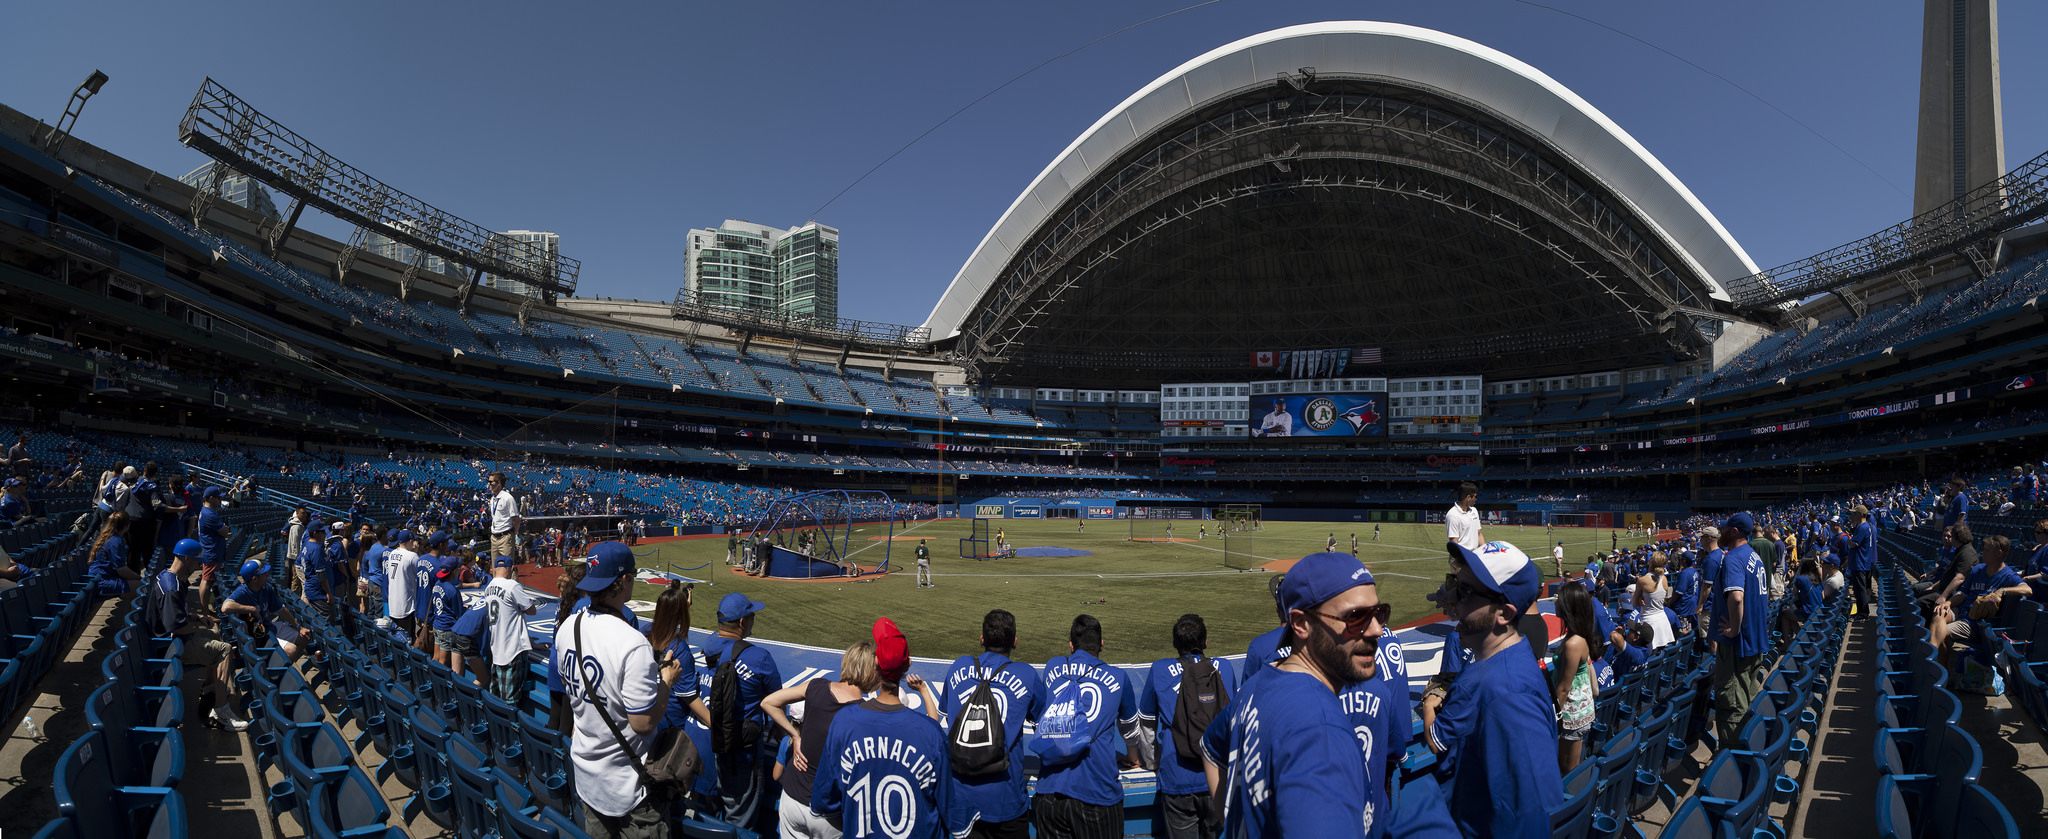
[393,615,417,638]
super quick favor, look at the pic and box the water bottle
[21,714,36,741]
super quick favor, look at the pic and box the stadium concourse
[7,14,2048,839]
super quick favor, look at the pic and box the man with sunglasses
[1201,552,1384,838]
[1425,541,1558,839]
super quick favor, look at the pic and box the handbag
[572,611,701,800]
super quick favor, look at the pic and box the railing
[179,461,350,520]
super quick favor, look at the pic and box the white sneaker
[211,708,251,731]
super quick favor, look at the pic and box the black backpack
[708,639,760,755]
[1168,655,1228,763]
[948,661,1014,777]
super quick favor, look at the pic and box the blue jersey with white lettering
[813,701,955,839]
[1031,650,1138,806]
[1342,635,1410,838]
[413,555,437,620]
[1201,666,1367,839]
[1427,637,1561,839]
[1243,625,1290,670]
[432,580,463,631]
[1700,549,1727,635]
[697,635,783,734]
[1849,521,1877,572]
[939,652,1044,827]
[1140,654,1239,795]
[1722,544,1771,658]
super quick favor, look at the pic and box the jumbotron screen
[1246,393,1388,440]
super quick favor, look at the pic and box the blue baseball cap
[172,538,202,558]
[390,529,413,544]
[1448,540,1542,612]
[426,531,451,550]
[436,556,462,579]
[577,541,637,593]
[4,478,23,488]
[1722,512,1756,541]
[1279,552,1375,616]
[717,591,766,623]
[239,559,270,579]
[202,486,224,499]
[493,555,516,569]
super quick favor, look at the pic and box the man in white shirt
[1254,400,1293,437]
[383,530,422,641]
[1446,482,1484,553]
[1552,541,1566,579]
[489,472,522,563]
[484,554,539,704]
[557,541,683,838]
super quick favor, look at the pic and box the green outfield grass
[627,519,1616,664]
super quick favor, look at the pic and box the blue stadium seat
[82,681,185,787]
[53,728,188,839]
[1694,751,1770,839]
[448,733,499,837]
[481,689,527,777]
[405,704,458,829]
[1628,703,1676,816]
[1663,796,1738,839]
[518,711,572,813]
[279,724,359,825]
[1587,725,1639,836]
[305,766,398,839]
[30,816,82,839]
[1548,758,1598,839]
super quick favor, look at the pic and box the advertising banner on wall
[1246,393,1388,439]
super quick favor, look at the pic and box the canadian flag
[1252,351,1276,368]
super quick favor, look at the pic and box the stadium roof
[926,21,1761,385]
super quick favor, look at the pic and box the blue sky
[4,1,2042,326]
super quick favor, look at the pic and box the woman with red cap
[813,618,955,838]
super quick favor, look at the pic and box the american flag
[1350,347,1383,365]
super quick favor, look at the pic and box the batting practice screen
[1246,392,1388,439]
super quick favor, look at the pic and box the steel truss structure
[1724,144,2048,312]
[670,288,931,351]
[176,78,580,300]
[951,79,1728,385]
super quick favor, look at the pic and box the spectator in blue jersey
[194,488,233,612]
[86,511,141,596]
[1032,614,1140,839]
[1942,478,1970,528]
[416,531,450,654]
[1845,505,1878,619]
[358,524,389,624]
[2022,520,2048,602]
[0,478,29,528]
[1426,540,1559,839]
[1710,513,1770,744]
[765,639,875,839]
[814,618,956,839]
[1695,527,1725,647]
[704,591,784,835]
[223,558,303,659]
[1784,559,1826,634]
[431,556,470,676]
[1931,534,2030,670]
[153,539,247,730]
[1200,551,1382,838]
[1140,614,1237,839]
[296,523,325,598]
[940,608,1046,839]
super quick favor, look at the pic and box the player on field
[917,539,934,588]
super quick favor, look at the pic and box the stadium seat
[304,766,398,839]
[1628,703,1676,816]
[518,711,573,812]
[1877,774,2021,839]
[404,704,458,829]
[1548,758,1598,839]
[82,681,185,788]
[1694,751,1771,839]
[1587,724,1639,836]
[447,733,499,837]
[279,724,359,825]
[53,728,188,839]
[1663,796,1738,839]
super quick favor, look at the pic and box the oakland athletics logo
[1304,398,1338,432]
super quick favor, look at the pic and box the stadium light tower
[40,69,110,156]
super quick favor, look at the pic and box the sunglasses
[1311,603,1392,638]
[1437,575,1506,606]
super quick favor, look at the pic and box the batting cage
[1216,503,1263,533]
[1127,506,1206,543]
[960,517,1000,559]
[743,489,897,578]
[1222,525,1275,571]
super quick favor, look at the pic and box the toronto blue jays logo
[1339,400,1381,435]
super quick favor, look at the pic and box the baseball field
[621,519,1616,663]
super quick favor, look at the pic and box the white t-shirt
[484,576,535,665]
[1257,409,1293,437]
[1553,545,1565,563]
[1446,505,1483,551]
[384,547,420,619]
[491,490,520,535]
[556,610,661,818]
